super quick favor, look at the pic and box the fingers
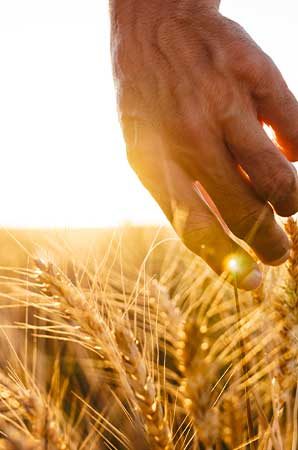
[152,163,262,290]
[123,117,261,289]
[178,133,291,265]
[255,64,298,162]
[223,112,298,217]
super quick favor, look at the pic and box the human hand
[110,0,298,289]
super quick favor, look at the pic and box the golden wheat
[0,224,296,449]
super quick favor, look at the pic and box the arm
[110,0,298,289]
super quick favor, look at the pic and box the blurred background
[0,0,297,228]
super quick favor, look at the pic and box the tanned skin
[110,0,298,289]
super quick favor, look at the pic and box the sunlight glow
[225,256,241,274]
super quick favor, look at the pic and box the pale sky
[0,1,297,227]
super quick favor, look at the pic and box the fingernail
[270,248,290,267]
[241,268,262,291]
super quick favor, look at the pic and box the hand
[110,0,298,289]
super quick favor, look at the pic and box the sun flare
[263,124,277,142]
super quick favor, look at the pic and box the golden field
[0,223,297,450]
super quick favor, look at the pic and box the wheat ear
[285,217,298,294]
[271,218,298,392]
[33,259,174,449]
[0,372,71,450]
[115,326,174,450]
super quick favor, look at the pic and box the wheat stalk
[32,259,174,449]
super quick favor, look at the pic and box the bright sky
[0,1,297,227]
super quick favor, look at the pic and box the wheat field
[0,221,297,449]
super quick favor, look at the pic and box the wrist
[110,0,221,30]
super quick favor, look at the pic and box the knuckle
[258,163,290,194]
[253,58,286,101]
[244,51,265,76]
[277,167,297,197]
[271,167,298,214]
[283,88,298,115]
[267,166,298,205]
[228,36,266,80]
[230,43,276,96]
